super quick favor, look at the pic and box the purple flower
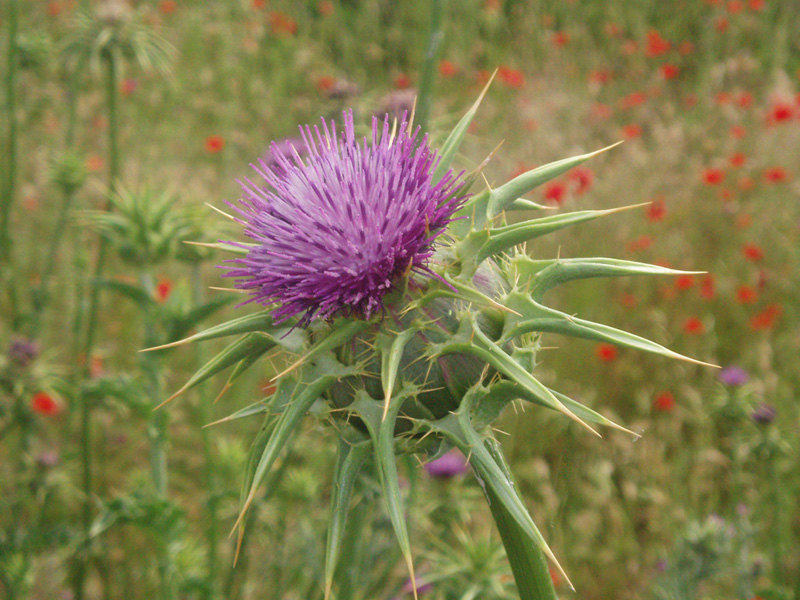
[226,110,466,324]
[718,365,749,387]
[751,402,776,424]
[8,338,40,367]
[261,136,306,171]
[424,449,470,478]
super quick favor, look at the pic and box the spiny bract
[155,82,712,599]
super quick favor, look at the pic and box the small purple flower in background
[718,365,749,387]
[227,110,466,325]
[8,337,40,368]
[261,136,306,171]
[36,450,60,468]
[751,402,776,424]
[377,88,417,120]
[424,449,470,478]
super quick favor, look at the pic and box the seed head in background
[149,78,716,600]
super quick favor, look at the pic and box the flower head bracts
[225,110,467,325]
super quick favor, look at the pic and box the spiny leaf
[486,142,622,219]
[140,310,299,352]
[432,69,496,184]
[204,398,275,428]
[155,332,278,410]
[475,204,647,263]
[324,439,371,600]
[504,293,717,368]
[379,328,419,420]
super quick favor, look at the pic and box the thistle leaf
[378,327,419,420]
[432,69,495,184]
[156,332,279,409]
[204,398,275,428]
[324,439,371,600]
[486,143,622,219]
[140,310,301,352]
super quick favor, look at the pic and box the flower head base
[226,110,466,324]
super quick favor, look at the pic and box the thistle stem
[74,52,120,600]
[193,264,220,600]
[415,0,445,133]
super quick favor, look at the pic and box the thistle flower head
[226,110,466,324]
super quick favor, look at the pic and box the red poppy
[728,152,746,168]
[763,166,788,183]
[742,243,764,262]
[31,392,62,416]
[684,94,698,108]
[588,70,613,85]
[156,279,173,303]
[767,102,794,124]
[715,92,732,105]
[159,1,177,14]
[251,0,266,8]
[619,293,638,308]
[269,11,297,35]
[438,60,459,78]
[678,41,695,55]
[568,167,594,195]
[318,1,334,15]
[90,356,105,379]
[86,155,104,172]
[727,0,744,13]
[675,275,695,290]
[595,343,618,362]
[715,16,729,32]
[47,2,62,17]
[661,64,679,79]
[121,78,137,96]
[626,235,653,252]
[316,76,336,92]
[738,176,755,191]
[736,92,753,109]
[736,285,757,304]
[645,30,670,57]
[736,213,753,228]
[748,0,764,9]
[620,91,648,110]
[394,74,411,89]
[204,135,224,153]
[750,304,782,330]
[621,124,642,139]
[683,317,705,335]
[590,103,614,120]
[544,182,567,205]
[622,40,639,56]
[702,168,725,185]
[605,22,622,37]
[498,66,524,89]
[646,197,666,222]
[700,274,716,300]
[730,124,747,139]
[653,391,675,412]
[552,31,570,47]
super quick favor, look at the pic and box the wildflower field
[2,1,799,599]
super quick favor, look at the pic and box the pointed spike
[205,202,237,221]
[208,286,248,294]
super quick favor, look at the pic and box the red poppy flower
[715,92,731,105]
[605,22,623,37]
[47,2,62,17]
[675,274,695,290]
[31,392,62,416]
[204,135,224,153]
[702,168,725,185]
[156,279,173,303]
[700,274,716,300]
[742,243,764,262]
[736,213,752,228]
[595,343,618,362]
[622,124,642,138]
[552,31,570,47]
[588,70,612,85]
[738,176,755,191]
[620,91,648,109]
[727,0,744,13]
[544,181,567,205]
[683,317,705,335]
[736,92,753,109]
[318,1,334,16]
[498,66,524,89]
[729,152,746,168]
[661,64,679,79]
[591,103,614,120]
[767,102,794,124]
[568,167,594,195]
[678,41,695,55]
[252,0,266,8]
[86,155,104,172]
[684,94,698,108]
[748,0,764,9]
[645,30,670,57]
[750,304,782,330]
[159,1,177,14]
[438,60,459,78]
[394,74,411,89]
[715,16,729,32]
[653,391,675,412]
[736,285,757,304]
[626,235,653,252]
[646,197,666,222]
[763,166,788,183]
[730,124,747,139]
[619,293,638,308]
[316,76,335,92]
[269,11,297,35]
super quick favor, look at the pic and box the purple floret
[751,403,776,424]
[225,110,466,324]
[424,449,470,478]
[718,365,749,387]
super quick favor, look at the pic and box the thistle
[151,81,713,599]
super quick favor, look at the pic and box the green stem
[0,0,18,263]
[193,265,219,600]
[74,53,120,600]
[415,0,445,133]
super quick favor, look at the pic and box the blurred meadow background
[2,0,799,599]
